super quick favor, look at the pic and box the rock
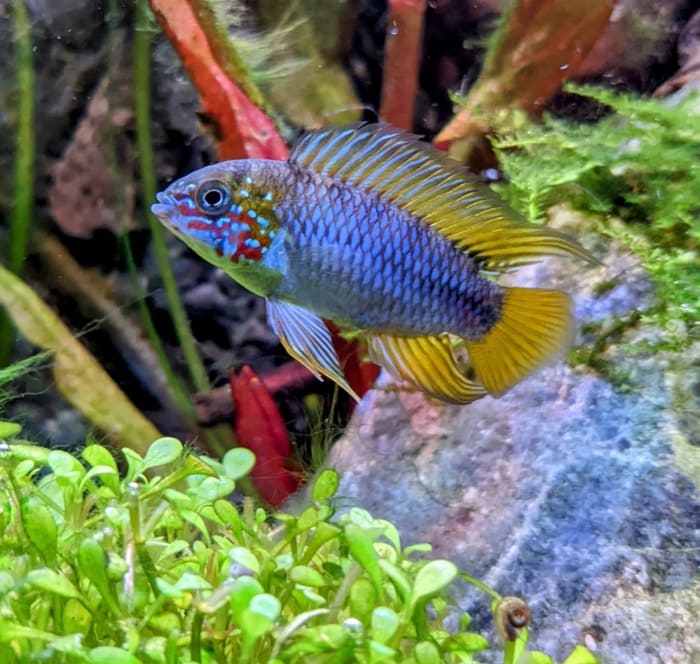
[321,208,700,663]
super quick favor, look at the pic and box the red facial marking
[174,190,280,264]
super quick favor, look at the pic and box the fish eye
[196,180,231,215]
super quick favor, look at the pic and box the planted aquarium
[0,0,698,662]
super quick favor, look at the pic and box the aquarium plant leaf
[36,234,187,419]
[230,365,300,506]
[149,0,288,160]
[0,266,160,453]
[380,0,427,131]
[435,0,614,146]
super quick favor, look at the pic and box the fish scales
[153,123,592,403]
[273,165,502,337]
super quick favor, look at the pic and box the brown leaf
[654,9,700,97]
[49,64,135,238]
[435,0,614,145]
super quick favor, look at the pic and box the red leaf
[149,0,289,160]
[230,366,300,506]
[328,323,380,405]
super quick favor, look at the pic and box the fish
[151,123,593,404]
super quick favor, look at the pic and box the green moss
[491,86,700,347]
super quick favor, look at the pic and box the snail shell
[494,596,532,641]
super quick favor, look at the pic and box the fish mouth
[151,191,174,222]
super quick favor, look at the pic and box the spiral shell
[494,596,532,641]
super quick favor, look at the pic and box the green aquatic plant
[0,434,596,663]
[133,0,210,397]
[0,352,49,416]
[491,85,700,346]
[0,0,36,365]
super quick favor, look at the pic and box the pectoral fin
[367,333,487,404]
[266,299,360,401]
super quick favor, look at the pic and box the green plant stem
[133,0,209,394]
[106,0,195,425]
[458,571,501,602]
[7,0,34,275]
[134,1,239,460]
[0,0,35,365]
[122,236,197,420]
[190,611,203,662]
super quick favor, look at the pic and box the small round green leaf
[229,547,260,575]
[444,632,489,653]
[26,568,82,600]
[194,476,235,501]
[290,565,326,588]
[174,571,212,592]
[415,641,442,664]
[561,645,599,664]
[143,437,183,470]
[121,447,145,480]
[230,576,264,620]
[240,609,274,641]
[48,449,85,481]
[63,597,93,634]
[311,469,339,504]
[249,593,281,622]
[369,640,397,661]
[82,465,120,494]
[82,444,118,472]
[48,634,85,656]
[22,501,57,564]
[345,524,383,598]
[411,560,457,604]
[7,443,50,464]
[0,421,21,439]
[222,447,255,480]
[88,647,141,664]
[371,607,400,644]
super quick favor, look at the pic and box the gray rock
[322,208,700,663]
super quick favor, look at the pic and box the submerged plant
[0,435,596,663]
[491,86,700,346]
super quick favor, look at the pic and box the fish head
[151,161,281,268]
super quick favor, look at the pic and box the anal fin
[267,299,360,401]
[368,333,487,405]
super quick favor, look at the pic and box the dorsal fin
[289,123,595,271]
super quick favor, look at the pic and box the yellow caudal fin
[464,287,573,396]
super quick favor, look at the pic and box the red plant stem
[149,0,288,160]
[379,0,427,130]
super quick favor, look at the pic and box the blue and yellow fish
[152,124,592,404]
